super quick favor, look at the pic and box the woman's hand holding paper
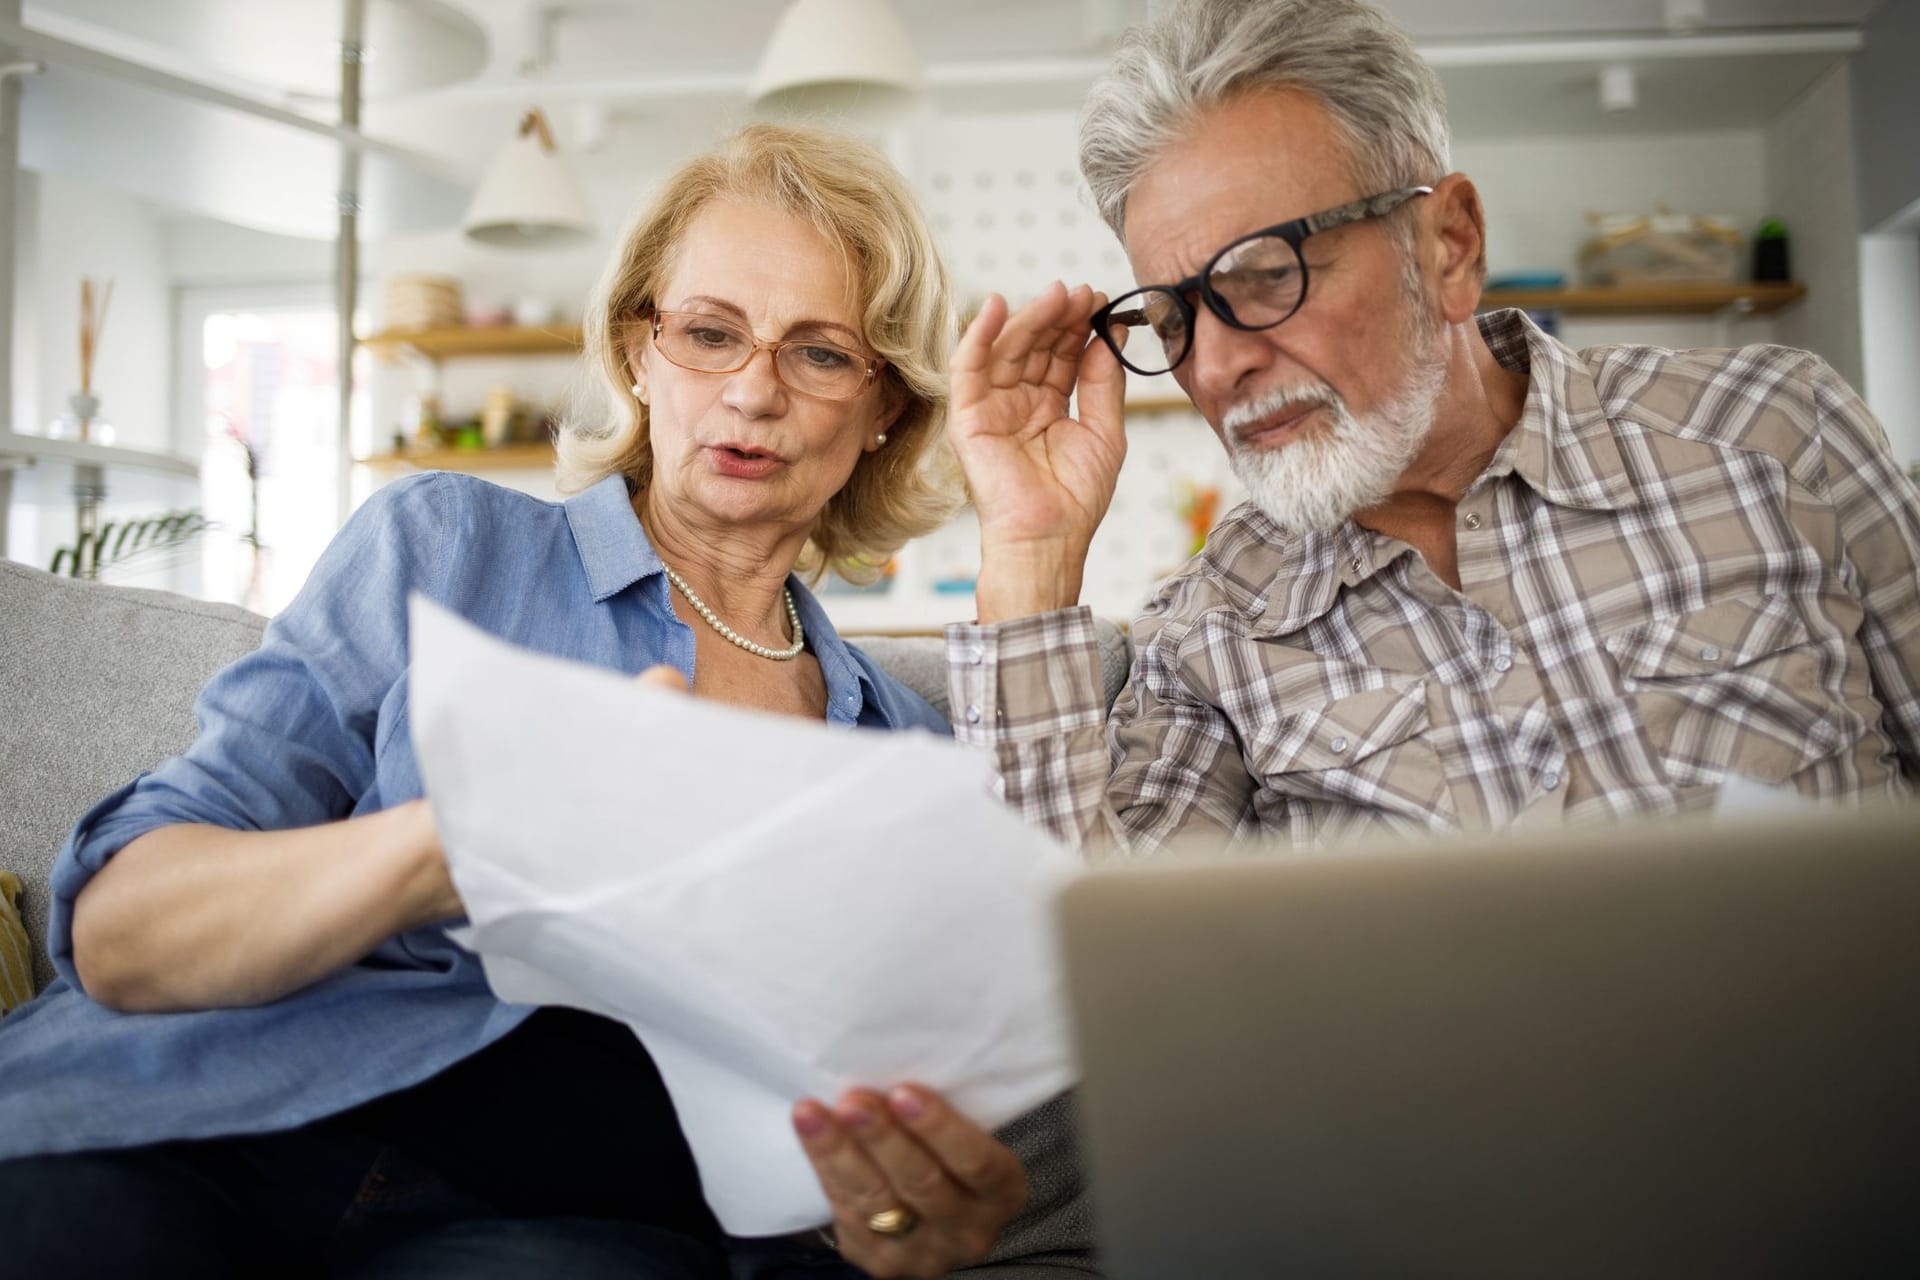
[793,1083,1027,1279]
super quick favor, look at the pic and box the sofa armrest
[0,562,267,994]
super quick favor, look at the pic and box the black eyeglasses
[1090,186,1433,376]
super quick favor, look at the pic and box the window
[178,286,369,614]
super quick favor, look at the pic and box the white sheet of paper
[406,597,1081,1236]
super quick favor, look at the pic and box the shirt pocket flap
[1266,680,1430,774]
[1603,597,1811,681]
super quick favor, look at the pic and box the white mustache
[1221,384,1343,448]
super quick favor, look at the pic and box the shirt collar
[564,473,662,602]
[786,578,881,720]
[1476,308,1638,513]
[561,473,878,719]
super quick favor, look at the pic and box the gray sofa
[0,558,1133,996]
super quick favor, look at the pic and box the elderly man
[948,0,1919,852]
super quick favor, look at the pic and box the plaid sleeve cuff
[945,606,1105,747]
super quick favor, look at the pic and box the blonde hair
[556,122,960,582]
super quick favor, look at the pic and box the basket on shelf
[382,274,465,331]
[1579,209,1741,286]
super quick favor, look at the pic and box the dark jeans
[727,1234,870,1280]
[0,1122,726,1280]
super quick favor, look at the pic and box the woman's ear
[865,377,910,451]
[624,335,650,405]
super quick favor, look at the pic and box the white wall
[10,167,37,438]
[19,170,170,447]
[1858,231,1920,470]
[165,216,333,288]
[1764,62,1863,390]
[1850,0,1920,235]
[1847,2,1920,475]
[1455,129,1781,352]
[7,168,187,580]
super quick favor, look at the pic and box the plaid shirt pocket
[1244,678,1452,841]
[1604,596,1845,787]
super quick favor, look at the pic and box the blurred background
[0,0,1909,629]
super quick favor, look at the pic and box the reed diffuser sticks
[79,276,113,397]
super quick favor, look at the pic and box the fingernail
[840,1100,876,1130]
[889,1086,926,1121]
[793,1102,828,1138]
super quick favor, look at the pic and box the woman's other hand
[793,1084,1027,1279]
[949,282,1128,623]
[635,665,691,693]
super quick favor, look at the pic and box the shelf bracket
[1713,293,1760,347]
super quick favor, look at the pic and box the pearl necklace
[662,564,806,661]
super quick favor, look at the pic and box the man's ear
[1425,173,1488,326]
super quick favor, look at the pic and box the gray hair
[1079,0,1452,238]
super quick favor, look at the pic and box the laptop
[1056,806,1920,1278]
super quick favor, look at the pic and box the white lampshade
[462,108,594,249]
[750,0,924,117]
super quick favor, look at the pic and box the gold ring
[866,1206,920,1237]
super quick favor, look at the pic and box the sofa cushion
[852,623,1133,722]
[0,562,268,992]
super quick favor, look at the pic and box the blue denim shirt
[0,471,948,1160]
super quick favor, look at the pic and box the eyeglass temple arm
[1299,185,1435,236]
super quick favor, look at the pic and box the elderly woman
[0,125,1089,1280]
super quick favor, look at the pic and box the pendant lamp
[462,108,594,248]
[750,0,923,117]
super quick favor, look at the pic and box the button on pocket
[1245,676,1450,829]
[1603,597,1810,682]
[1602,596,1841,787]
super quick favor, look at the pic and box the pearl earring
[874,432,887,446]
[630,383,645,401]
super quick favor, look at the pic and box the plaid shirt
[947,310,1920,854]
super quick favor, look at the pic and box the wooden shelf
[356,441,556,473]
[1479,282,1806,316]
[0,431,201,506]
[359,324,584,360]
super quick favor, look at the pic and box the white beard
[1223,350,1446,536]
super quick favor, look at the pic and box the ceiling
[13,0,1879,232]
[388,0,1875,161]
[404,0,1883,82]
[24,0,1879,96]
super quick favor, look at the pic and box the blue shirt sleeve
[46,474,453,988]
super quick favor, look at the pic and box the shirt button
[1330,736,1349,755]
[967,646,984,666]
[1464,512,1483,531]
[1348,557,1363,574]
[965,703,982,725]
[1540,768,1561,792]
[1492,653,1513,673]
[1700,645,1722,662]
